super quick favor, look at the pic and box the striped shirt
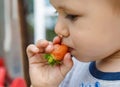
[59,58,120,87]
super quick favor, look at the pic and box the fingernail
[66,53,71,58]
[46,45,54,52]
[34,47,39,52]
[47,45,52,49]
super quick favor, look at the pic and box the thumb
[60,53,73,76]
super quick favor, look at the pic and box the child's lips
[61,43,74,53]
[68,47,74,53]
[68,47,74,57]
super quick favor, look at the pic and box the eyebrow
[58,6,68,10]
[50,0,76,12]
[56,5,76,13]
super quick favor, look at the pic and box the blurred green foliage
[46,29,56,41]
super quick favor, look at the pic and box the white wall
[34,0,56,42]
[34,0,46,42]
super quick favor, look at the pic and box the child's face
[50,0,120,62]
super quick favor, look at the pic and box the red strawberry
[44,44,68,65]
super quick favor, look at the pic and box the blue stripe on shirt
[89,62,120,80]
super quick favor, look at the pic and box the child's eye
[54,11,79,21]
[65,14,78,21]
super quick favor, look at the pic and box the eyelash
[65,14,78,21]
[54,11,79,21]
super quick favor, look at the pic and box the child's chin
[76,56,94,62]
[79,59,92,62]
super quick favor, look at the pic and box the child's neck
[96,51,120,72]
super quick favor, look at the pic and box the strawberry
[44,44,68,65]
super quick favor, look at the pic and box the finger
[60,53,73,76]
[28,53,47,65]
[45,42,54,53]
[53,36,62,44]
[26,44,40,58]
[36,39,49,52]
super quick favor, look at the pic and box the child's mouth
[68,47,74,57]
[68,47,74,53]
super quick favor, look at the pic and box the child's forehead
[50,0,87,10]
[50,0,105,9]
[50,0,85,5]
[50,0,104,4]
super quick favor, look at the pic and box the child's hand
[26,36,73,87]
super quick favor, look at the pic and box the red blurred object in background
[10,78,27,87]
[0,67,6,87]
[0,58,6,87]
[0,58,5,67]
[0,58,27,87]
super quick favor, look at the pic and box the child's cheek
[73,37,110,61]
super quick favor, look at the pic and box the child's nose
[54,20,69,37]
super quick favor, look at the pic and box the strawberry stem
[44,54,61,66]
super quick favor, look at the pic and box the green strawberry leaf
[44,54,62,66]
